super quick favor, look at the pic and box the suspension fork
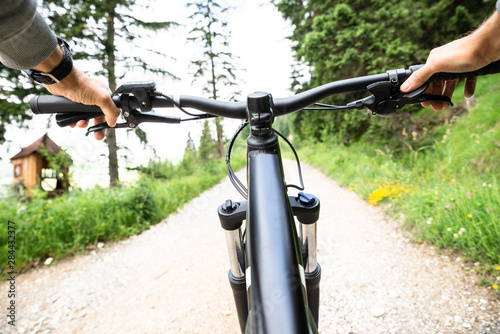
[218,200,247,334]
[218,196,321,332]
[291,193,321,326]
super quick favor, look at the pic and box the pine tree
[198,119,217,161]
[179,131,197,174]
[187,0,240,159]
[40,0,177,186]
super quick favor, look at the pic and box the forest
[274,0,500,287]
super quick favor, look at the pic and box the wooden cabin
[10,134,70,194]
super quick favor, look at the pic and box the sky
[0,0,296,192]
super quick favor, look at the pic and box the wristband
[24,38,73,85]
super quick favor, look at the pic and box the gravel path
[1,160,499,334]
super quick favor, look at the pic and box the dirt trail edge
[1,160,499,334]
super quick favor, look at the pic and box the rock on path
[1,160,499,334]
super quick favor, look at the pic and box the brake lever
[361,81,453,116]
[85,122,128,136]
[85,108,181,136]
[406,94,453,106]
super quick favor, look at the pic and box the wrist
[472,11,500,64]
[24,38,73,85]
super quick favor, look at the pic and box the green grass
[0,155,245,276]
[296,74,500,291]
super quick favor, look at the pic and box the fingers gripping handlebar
[29,60,500,130]
[411,59,500,82]
[30,84,248,135]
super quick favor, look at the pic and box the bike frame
[218,93,321,333]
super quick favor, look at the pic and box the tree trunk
[106,8,119,187]
[206,6,224,159]
[215,118,223,158]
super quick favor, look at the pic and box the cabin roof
[10,134,61,161]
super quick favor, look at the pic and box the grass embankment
[298,74,500,290]
[0,155,245,276]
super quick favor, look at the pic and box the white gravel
[1,160,499,334]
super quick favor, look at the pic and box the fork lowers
[217,194,322,332]
[218,200,248,334]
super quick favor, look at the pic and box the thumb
[99,97,120,127]
[400,64,434,92]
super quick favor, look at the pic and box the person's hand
[42,68,120,140]
[400,37,481,111]
[31,43,120,140]
[401,11,500,111]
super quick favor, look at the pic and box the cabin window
[14,164,21,177]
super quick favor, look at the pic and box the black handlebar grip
[409,59,500,83]
[30,95,104,114]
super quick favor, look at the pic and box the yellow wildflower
[368,182,410,206]
[493,285,498,290]
[467,214,472,219]
[495,265,500,271]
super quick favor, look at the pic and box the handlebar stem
[247,92,275,137]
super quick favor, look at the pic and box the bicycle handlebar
[30,94,249,118]
[30,72,390,119]
[30,60,500,123]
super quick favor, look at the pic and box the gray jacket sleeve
[0,0,57,70]
[498,0,500,13]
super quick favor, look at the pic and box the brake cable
[154,91,217,120]
[274,129,305,192]
[304,102,354,111]
[226,121,249,199]
[226,121,306,200]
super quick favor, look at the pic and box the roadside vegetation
[0,137,245,276]
[273,0,500,292]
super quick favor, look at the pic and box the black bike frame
[218,93,320,333]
